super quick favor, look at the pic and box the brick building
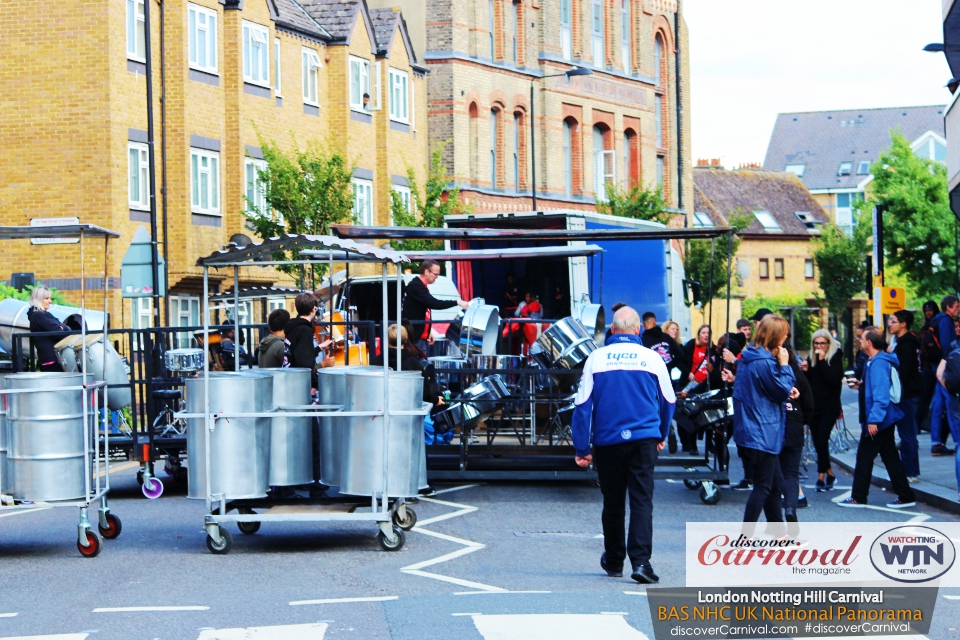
[693,165,829,300]
[0,0,426,328]
[397,0,692,215]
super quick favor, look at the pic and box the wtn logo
[880,543,944,567]
[869,526,956,583]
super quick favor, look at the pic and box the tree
[596,183,673,225]
[243,133,356,280]
[0,284,66,305]
[682,210,752,301]
[866,130,955,299]
[811,207,870,319]
[389,142,471,255]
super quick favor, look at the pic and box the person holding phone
[803,329,844,491]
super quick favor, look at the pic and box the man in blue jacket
[928,295,960,455]
[573,307,676,584]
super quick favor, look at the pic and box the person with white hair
[803,328,845,490]
[572,306,676,584]
[27,285,70,372]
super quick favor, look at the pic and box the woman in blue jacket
[732,315,796,524]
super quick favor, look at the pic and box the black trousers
[916,364,937,432]
[741,447,784,524]
[778,442,802,511]
[809,411,838,474]
[594,438,659,569]
[851,427,916,504]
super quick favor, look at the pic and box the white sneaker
[907,476,920,484]
[886,499,916,509]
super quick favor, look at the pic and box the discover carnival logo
[869,526,956,583]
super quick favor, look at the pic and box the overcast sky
[686,0,952,169]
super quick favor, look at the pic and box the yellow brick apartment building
[0,0,427,328]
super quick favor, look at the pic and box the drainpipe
[159,0,169,327]
[674,2,684,226]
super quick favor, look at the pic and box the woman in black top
[26,285,69,372]
[781,345,814,523]
[803,329,845,491]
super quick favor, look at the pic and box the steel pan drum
[429,356,467,392]
[316,365,380,487]
[339,370,425,498]
[6,372,90,501]
[459,301,500,356]
[76,334,131,410]
[0,298,106,354]
[54,335,81,372]
[186,372,273,500]
[531,317,597,385]
[574,303,606,345]
[418,402,430,489]
[265,368,312,486]
[460,374,509,420]
[164,348,204,373]
[468,355,524,386]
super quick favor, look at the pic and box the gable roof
[693,168,830,237]
[369,7,420,66]
[761,105,946,191]
[301,0,377,51]
[269,0,331,39]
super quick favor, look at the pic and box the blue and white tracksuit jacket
[572,333,677,457]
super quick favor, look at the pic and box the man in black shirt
[888,310,922,482]
[401,259,468,352]
[284,292,334,391]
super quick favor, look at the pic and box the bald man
[573,306,677,584]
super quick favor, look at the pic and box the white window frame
[595,150,615,202]
[513,112,521,190]
[388,68,409,123]
[560,0,572,61]
[591,0,604,69]
[621,0,630,74]
[510,0,518,64]
[856,160,870,175]
[563,120,573,197]
[128,142,150,211]
[392,184,412,223]
[188,3,218,74]
[753,210,781,231]
[837,161,852,176]
[349,56,372,112]
[654,36,662,86]
[693,212,714,228]
[243,20,270,87]
[274,38,282,95]
[656,156,664,187]
[489,0,496,58]
[302,47,321,106]
[804,259,815,279]
[784,163,805,177]
[131,297,152,330]
[170,295,200,349]
[267,298,287,312]
[352,178,374,226]
[127,0,146,62]
[190,148,220,215]
[244,157,268,216]
[655,94,663,147]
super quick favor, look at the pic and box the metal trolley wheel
[98,513,122,539]
[699,483,721,505]
[393,507,417,531]
[78,530,104,558]
[237,509,261,535]
[206,526,233,555]
[377,525,406,551]
[683,479,700,491]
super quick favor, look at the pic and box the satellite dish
[229,233,253,248]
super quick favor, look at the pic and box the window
[274,38,282,95]
[349,56,370,111]
[267,298,287,313]
[302,47,321,105]
[856,160,870,175]
[835,192,861,231]
[591,0,604,69]
[935,140,947,163]
[392,184,412,222]
[243,21,269,86]
[513,112,521,189]
[621,0,630,73]
[753,210,780,231]
[623,131,632,187]
[795,211,817,230]
[489,0,496,58]
[759,259,769,280]
[805,259,815,279]
[190,149,220,215]
[490,109,500,188]
[509,1,517,64]
[654,36,662,86]
[229,300,254,327]
[128,143,150,211]
[388,68,409,123]
[560,0,572,61]
[774,259,784,279]
[693,212,714,227]
[563,119,573,198]
[127,0,146,61]
[131,298,152,336]
[469,103,479,182]
[188,4,218,73]
[244,158,267,215]
[593,125,614,201]
[784,163,805,177]
[656,156,664,187]
[837,161,852,176]
[171,295,200,349]
[915,136,948,163]
[352,179,374,225]
[655,94,663,147]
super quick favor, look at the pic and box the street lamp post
[530,67,592,211]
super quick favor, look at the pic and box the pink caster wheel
[142,477,164,499]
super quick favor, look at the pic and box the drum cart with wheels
[185,235,426,554]
[0,223,123,556]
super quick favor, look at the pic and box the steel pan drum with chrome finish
[316,365,381,487]
[5,372,91,502]
[574,303,606,345]
[339,369,425,498]
[428,356,467,392]
[459,300,500,356]
[264,368,313,487]
[54,335,81,373]
[467,355,524,387]
[0,298,106,354]
[531,317,597,385]
[185,372,273,500]
[164,348,204,373]
[459,374,510,424]
[71,334,131,410]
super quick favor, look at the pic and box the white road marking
[196,623,327,639]
[472,614,649,640]
[601,612,630,615]
[944,595,960,600]
[289,596,398,606]
[0,508,51,520]
[451,613,482,617]
[0,635,88,639]
[0,614,17,618]
[454,591,551,596]
[432,484,482,495]
[93,606,209,613]
[624,591,647,596]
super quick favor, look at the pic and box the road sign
[30,217,80,245]
[880,286,906,314]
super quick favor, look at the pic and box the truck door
[567,215,588,315]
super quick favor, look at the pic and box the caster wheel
[78,530,103,558]
[668,431,678,454]
[98,513,122,539]
[136,470,144,486]
[377,525,405,551]
[173,466,188,486]
[142,477,164,500]
[683,479,700,491]
[206,527,233,554]
[237,510,260,535]
[393,507,417,531]
[700,484,721,505]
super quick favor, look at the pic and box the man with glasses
[401,259,469,352]
[887,310,922,482]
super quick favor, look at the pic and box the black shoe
[784,508,798,522]
[600,553,623,578]
[825,474,836,490]
[688,446,700,456]
[932,444,956,456]
[797,495,808,509]
[631,564,659,584]
[419,485,437,496]
[731,479,752,491]
[815,478,825,492]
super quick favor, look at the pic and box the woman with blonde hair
[27,285,70,372]
[732,315,796,525]
[803,328,844,491]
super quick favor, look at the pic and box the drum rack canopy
[329,224,733,242]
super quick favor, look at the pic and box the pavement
[1,457,960,639]
[831,387,960,513]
